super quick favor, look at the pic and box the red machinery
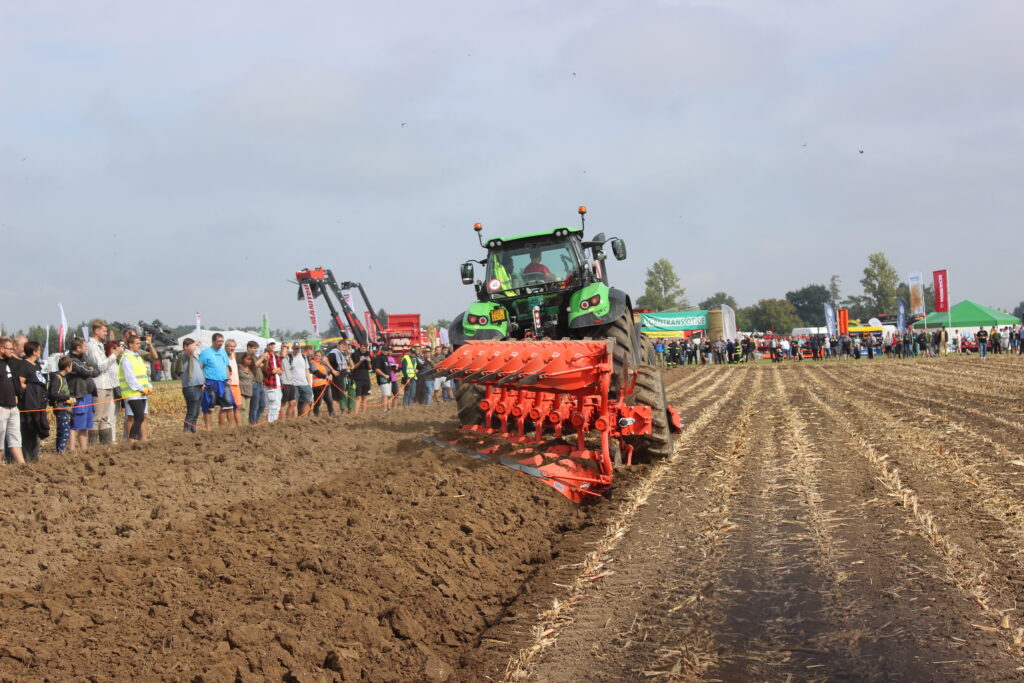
[426,339,681,503]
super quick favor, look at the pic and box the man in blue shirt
[198,332,234,428]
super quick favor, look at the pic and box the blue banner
[897,300,906,331]
[823,303,837,337]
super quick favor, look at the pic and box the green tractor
[447,207,674,459]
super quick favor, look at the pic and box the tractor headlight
[580,294,601,310]
[469,314,489,325]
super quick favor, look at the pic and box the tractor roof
[491,225,582,244]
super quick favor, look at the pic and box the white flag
[58,303,68,353]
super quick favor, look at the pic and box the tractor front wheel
[455,380,486,426]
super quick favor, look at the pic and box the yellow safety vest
[118,351,151,399]
[401,354,417,380]
[491,255,514,295]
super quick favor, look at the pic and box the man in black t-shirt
[0,337,25,464]
[371,347,394,411]
[349,343,372,414]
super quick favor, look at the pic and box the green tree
[785,284,830,326]
[860,252,899,316]
[828,275,841,308]
[434,318,451,330]
[745,298,803,333]
[840,294,872,322]
[636,259,689,312]
[1013,301,1024,321]
[698,292,738,311]
[377,308,389,328]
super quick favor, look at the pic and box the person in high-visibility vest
[400,345,419,408]
[309,350,336,417]
[118,333,153,443]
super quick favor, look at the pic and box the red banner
[932,269,949,313]
[301,282,320,334]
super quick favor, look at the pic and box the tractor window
[485,241,578,293]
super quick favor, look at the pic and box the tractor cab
[479,229,588,300]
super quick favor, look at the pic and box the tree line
[636,253,943,332]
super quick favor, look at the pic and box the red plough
[426,340,679,503]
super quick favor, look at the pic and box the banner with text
[907,272,925,316]
[302,282,320,334]
[641,310,709,332]
[932,269,949,313]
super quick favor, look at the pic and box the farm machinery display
[294,268,421,355]
[427,207,681,502]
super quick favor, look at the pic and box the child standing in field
[48,357,76,454]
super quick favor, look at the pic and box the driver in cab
[523,249,557,283]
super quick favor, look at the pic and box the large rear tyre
[586,310,635,393]
[626,365,674,460]
[455,381,486,426]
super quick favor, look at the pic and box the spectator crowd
[1,319,455,465]
[651,325,1024,366]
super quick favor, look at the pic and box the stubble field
[1,355,1023,681]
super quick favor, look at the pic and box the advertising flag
[932,269,949,313]
[302,282,320,334]
[823,303,837,337]
[721,304,738,340]
[897,300,906,331]
[908,272,925,316]
[58,303,68,353]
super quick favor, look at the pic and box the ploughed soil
[3,358,1024,681]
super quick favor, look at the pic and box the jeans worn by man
[403,378,418,407]
[179,338,205,433]
[249,382,266,424]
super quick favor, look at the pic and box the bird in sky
[858,149,864,154]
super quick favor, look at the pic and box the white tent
[176,329,276,352]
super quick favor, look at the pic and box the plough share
[426,339,681,503]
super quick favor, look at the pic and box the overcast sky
[2,0,1021,333]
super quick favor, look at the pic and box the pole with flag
[58,303,68,353]
[932,269,950,329]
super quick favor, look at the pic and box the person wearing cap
[349,342,372,413]
[327,341,354,414]
[371,346,394,411]
[262,341,283,423]
[400,345,419,408]
[179,337,205,433]
[282,342,312,418]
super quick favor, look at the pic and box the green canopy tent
[912,300,1020,329]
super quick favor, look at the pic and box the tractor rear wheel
[586,310,635,393]
[626,365,674,460]
[455,380,486,426]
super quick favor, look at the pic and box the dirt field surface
[3,356,1024,681]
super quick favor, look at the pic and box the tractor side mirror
[611,238,627,260]
[460,262,475,285]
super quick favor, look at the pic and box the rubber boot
[88,430,99,445]
[99,429,113,446]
